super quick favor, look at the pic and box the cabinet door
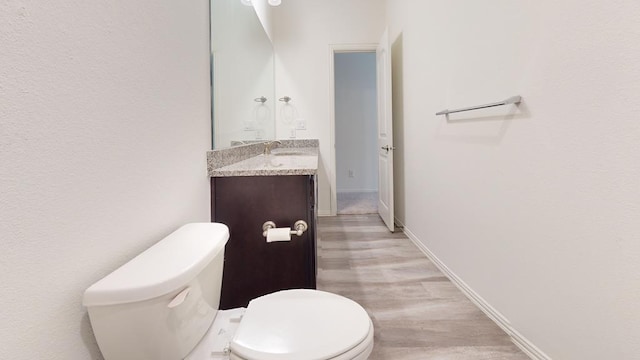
[212,175,315,309]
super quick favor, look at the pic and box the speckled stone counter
[207,139,319,177]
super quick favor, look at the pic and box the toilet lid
[230,289,371,360]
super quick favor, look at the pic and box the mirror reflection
[210,0,275,149]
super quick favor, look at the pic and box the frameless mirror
[210,0,275,149]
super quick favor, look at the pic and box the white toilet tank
[83,223,229,360]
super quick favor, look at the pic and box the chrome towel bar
[436,96,522,116]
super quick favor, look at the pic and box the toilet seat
[230,324,373,360]
[230,289,373,360]
[187,289,374,360]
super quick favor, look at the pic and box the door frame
[328,43,378,216]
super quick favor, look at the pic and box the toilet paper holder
[262,220,308,237]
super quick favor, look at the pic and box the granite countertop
[207,140,319,177]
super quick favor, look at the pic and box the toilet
[82,223,374,360]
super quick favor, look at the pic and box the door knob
[381,145,396,151]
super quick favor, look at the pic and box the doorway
[333,51,378,215]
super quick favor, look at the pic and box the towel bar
[436,96,522,116]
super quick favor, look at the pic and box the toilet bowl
[83,223,373,360]
[188,289,373,360]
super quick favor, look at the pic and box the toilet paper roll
[266,227,291,242]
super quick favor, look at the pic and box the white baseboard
[401,225,551,360]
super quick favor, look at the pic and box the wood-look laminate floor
[317,215,529,360]
[337,191,378,215]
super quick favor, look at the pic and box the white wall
[272,0,386,215]
[335,52,378,193]
[0,1,211,359]
[386,0,640,358]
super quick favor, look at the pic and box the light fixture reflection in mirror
[241,0,282,6]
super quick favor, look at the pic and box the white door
[377,29,394,232]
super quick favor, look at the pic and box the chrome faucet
[263,140,282,155]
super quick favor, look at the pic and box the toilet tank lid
[83,223,229,307]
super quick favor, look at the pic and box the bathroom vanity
[207,140,319,309]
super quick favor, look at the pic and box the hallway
[317,215,528,359]
[337,192,378,215]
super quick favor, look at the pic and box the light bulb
[268,0,281,6]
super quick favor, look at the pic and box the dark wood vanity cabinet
[211,175,317,309]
